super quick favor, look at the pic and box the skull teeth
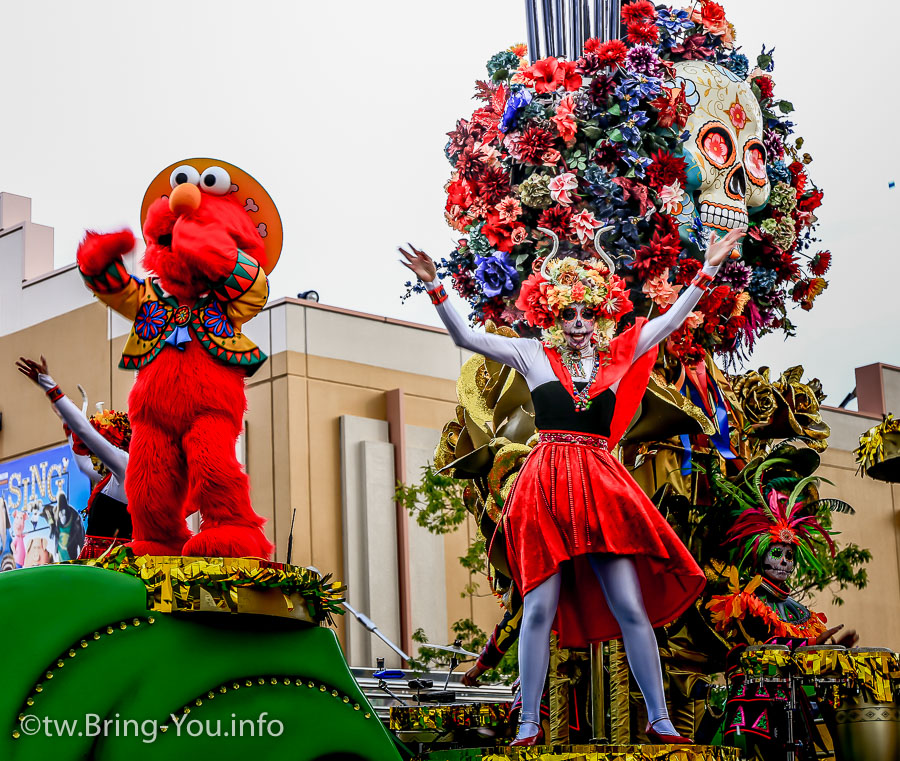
[699,204,748,229]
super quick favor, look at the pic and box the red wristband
[691,271,714,291]
[46,385,63,403]
[428,283,448,305]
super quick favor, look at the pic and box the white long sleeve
[38,374,128,486]
[633,262,721,357]
[425,280,542,376]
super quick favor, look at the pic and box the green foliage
[394,465,468,535]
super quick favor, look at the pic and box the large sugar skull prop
[761,542,796,584]
[674,61,770,245]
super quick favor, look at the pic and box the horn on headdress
[593,225,616,273]
[537,227,561,279]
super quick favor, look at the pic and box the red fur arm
[77,230,135,276]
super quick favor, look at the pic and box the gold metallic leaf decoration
[855,413,900,482]
[456,746,741,760]
[72,547,344,624]
[389,701,512,731]
[622,374,715,444]
[731,365,830,451]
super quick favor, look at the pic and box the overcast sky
[2,1,897,406]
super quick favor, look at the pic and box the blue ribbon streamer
[679,375,735,475]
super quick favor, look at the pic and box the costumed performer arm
[400,244,540,375]
[210,249,269,333]
[634,227,746,357]
[15,357,128,485]
[463,595,523,685]
[76,230,144,320]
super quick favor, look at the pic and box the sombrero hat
[140,158,283,275]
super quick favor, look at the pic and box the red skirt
[502,431,705,648]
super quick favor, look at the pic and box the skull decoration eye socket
[697,122,736,169]
[744,140,768,187]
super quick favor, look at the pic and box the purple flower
[657,7,692,35]
[616,74,663,110]
[720,260,752,289]
[475,252,518,297]
[625,45,665,77]
[764,129,785,160]
[620,110,650,145]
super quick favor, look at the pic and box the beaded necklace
[558,346,600,412]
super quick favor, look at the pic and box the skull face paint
[673,60,770,247]
[558,303,597,351]
[762,542,796,584]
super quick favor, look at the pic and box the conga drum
[794,644,848,689]
[740,644,792,684]
[388,701,513,745]
[824,647,899,761]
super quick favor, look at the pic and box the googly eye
[169,165,201,189]
[199,166,232,196]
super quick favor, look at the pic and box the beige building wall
[0,192,897,665]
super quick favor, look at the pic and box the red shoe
[645,719,693,745]
[510,723,544,746]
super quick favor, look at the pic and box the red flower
[589,74,617,106]
[797,188,823,213]
[536,206,574,239]
[515,273,556,328]
[584,37,603,54]
[650,86,692,130]
[810,251,831,276]
[552,94,578,143]
[560,60,583,91]
[675,257,702,285]
[666,324,705,364]
[481,212,515,252]
[478,297,508,326]
[528,57,565,93]
[633,234,678,280]
[754,75,774,100]
[612,177,653,217]
[456,146,487,180]
[596,39,628,68]
[671,35,714,61]
[701,1,728,33]
[622,0,656,25]
[645,150,688,190]
[788,161,808,194]
[599,276,634,320]
[627,21,659,46]
[593,140,621,170]
[514,126,556,164]
[477,166,511,204]
[446,177,475,210]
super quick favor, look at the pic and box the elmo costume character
[76,160,282,559]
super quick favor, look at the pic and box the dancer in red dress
[402,225,744,745]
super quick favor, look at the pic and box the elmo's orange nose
[169,183,201,216]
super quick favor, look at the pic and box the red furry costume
[76,177,273,559]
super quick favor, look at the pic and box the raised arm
[634,227,747,357]
[16,357,128,484]
[400,245,540,375]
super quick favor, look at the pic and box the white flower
[571,209,602,244]
[657,180,685,215]
[548,172,578,206]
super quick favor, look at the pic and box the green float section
[0,564,402,761]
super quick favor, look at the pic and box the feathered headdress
[711,444,851,575]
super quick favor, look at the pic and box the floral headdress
[515,253,633,349]
[69,410,132,476]
[428,1,827,362]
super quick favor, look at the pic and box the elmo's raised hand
[76,230,136,277]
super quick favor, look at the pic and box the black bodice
[531,381,615,435]
[86,491,133,539]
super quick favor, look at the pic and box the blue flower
[620,110,650,145]
[749,267,778,297]
[657,7,693,34]
[616,74,663,110]
[723,53,749,80]
[767,159,791,184]
[622,149,652,178]
[475,253,519,297]
[687,216,707,247]
[500,87,533,133]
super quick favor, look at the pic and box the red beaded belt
[538,431,609,449]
